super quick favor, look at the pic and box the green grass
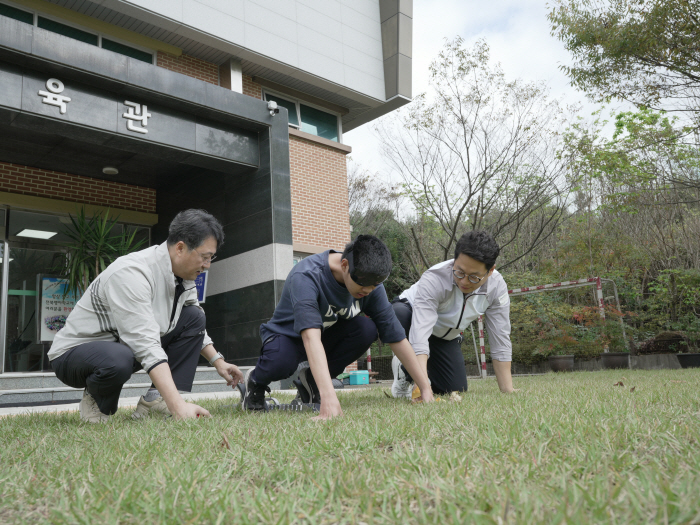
[2,370,700,524]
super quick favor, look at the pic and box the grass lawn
[1,369,700,524]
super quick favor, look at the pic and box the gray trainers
[391,355,413,399]
[79,390,110,424]
[132,395,171,419]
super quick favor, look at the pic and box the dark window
[102,38,153,63]
[0,3,33,24]
[300,103,338,142]
[38,16,98,46]
[265,94,300,127]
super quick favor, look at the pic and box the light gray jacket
[48,242,212,371]
[399,259,512,361]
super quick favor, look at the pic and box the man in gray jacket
[391,230,514,398]
[48,209,243,423]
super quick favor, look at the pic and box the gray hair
[166,209,224,250]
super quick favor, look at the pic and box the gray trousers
[51,305,206,415]
[392,299,468,395]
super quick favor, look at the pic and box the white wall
[115,0,386,101]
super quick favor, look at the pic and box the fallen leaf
[383,391,392,398]
[220,433,231,450]
[630,386,636,392]
[613,381,624,387]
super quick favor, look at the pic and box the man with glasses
[390,230,514,398]
[49,209,243,423]
[243,234,434,419]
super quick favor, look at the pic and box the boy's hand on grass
[173,403,211,420]
[312,397,343,421]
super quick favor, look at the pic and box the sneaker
[391,355,413,399]
[242,368,271,411]
[298,366,321,404]
[79,390,110,424]
[132,395,171,419]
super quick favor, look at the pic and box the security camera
[267,100,279,116]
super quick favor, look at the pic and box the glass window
[8,210,73,244]
[4,247,65,373]
[38,16,98,46]
[102,38,153,64]
[300,104,339,142]
[266,94,299,127]
[0,3,33,24]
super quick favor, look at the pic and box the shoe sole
[391,356,413,399]
[299,368,320,404]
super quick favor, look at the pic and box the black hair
[341,234,392,276]
[167,209,224,250]
[454,230,500,269]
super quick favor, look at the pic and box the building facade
[0,0,413,394]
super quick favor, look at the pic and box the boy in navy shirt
[243,235,434,419]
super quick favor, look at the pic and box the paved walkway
[0,384,384,418]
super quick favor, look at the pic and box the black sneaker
[292,379,308,404]
[298,366,321,404]
[242,368,271,411]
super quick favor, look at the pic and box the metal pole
[478,315,487,378]
[602,278,630,351]
[469,323,480,376]
[0,240,10,374]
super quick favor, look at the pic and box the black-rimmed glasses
[452,267,486,284]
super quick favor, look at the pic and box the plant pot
[601,352,629,369]
[676,353,700,369]
[548,355,574,372]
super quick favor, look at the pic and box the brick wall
[156,51,219,85]
[243,75,262,99]
[0,162,156,213]
[289,135,351,250]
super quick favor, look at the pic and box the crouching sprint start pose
[48,209,243,423]
[391,230,515,398]
[244,234,434,419]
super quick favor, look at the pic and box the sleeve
[102,267,169,372]
[183,287,213,350]
[289,273,324,335]
[407,271,444,356]
[484,279,512,361]
[363,285,406,344]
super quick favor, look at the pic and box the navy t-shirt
[260,250,406,344]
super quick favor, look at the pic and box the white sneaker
[391,355,413,399]
[132,395,171,419]
[79,390,110,424]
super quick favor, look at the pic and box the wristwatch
[209,352,225,366]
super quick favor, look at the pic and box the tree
[347,160,400,237]
[548,0,700,122]
[376,38,570,270]
[562,108,700,322]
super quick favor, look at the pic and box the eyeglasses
[194,249,217,263]
[452,267,486,284]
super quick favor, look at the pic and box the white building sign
[38,78,71,114]
[123,101,151,134]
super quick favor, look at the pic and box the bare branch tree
[375,38,570,269]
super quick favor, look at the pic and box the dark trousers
[251,315,378,386]
[51,305,206,415]
[392,300,468,395]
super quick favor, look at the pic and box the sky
[345,0,604,176]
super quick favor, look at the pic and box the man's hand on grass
[312,396,343,421]
[215,361,244,388]
[172,402,211,420]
